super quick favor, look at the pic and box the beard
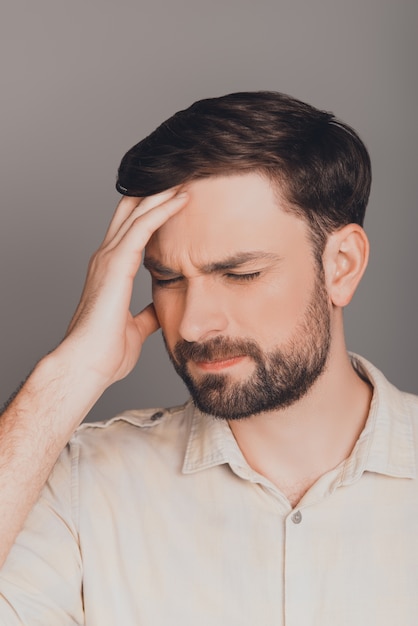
[164,271,331,420]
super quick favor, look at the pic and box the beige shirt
[1,355,418,625]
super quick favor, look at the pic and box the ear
[322,224,369,307]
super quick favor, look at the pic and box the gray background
[0,0,417,422]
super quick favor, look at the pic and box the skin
[146,175,319,371]
[0,172,371,567]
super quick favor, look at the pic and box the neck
[228,344,372,507]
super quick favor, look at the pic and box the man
[0,91,417,625]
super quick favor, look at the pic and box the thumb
[133,303,160,342]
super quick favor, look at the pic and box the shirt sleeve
[0,442,84,625]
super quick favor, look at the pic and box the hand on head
[62,188,188,389]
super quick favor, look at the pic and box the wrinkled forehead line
[143,250,284,277]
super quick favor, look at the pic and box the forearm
[0,348,104,568]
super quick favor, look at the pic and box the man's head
[118,92,371,419]
[142,172,368,420]
[117,91,371,259]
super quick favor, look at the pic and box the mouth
[192,356,246,372]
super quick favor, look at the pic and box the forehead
[146,173,310,268]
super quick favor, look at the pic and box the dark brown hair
[116,91,371,253]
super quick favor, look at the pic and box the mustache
[172,336,263,363]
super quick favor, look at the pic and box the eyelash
[226,272,261,282]
[153,271,261,287]
[154,277,183,287]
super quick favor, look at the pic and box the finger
[102,196,142,246]
[133,303,160,342]
[108,191,188,267]
[109,187,184,248]
[104,187,182,247]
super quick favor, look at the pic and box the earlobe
[323,224,369,307]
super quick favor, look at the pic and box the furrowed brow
[143,251,281,276]
[202,252,280,273]
[143,257,179,276]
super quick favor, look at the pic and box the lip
[193,356,245,372]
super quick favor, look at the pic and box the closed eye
[153,271,262,287]
[225,272,261,282]
[153,276,184,287]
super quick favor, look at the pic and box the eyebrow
[143,251,281,276]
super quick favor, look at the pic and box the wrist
[25,347,107,432]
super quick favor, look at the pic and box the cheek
[152,289,183,335]
[242,275,315,344]
[239,293,297,342]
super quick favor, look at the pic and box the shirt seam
[70,439,81,549]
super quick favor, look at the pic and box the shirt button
[291,510,302,524]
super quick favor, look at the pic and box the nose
[178,280,229,343]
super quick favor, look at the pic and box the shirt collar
[182,354,416,482]
[341,354,416,483]
[182,403,248,475]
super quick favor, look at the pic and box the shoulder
[67,400,195,473]
[352,354,418,407]
[77,401,192,433]
[399,389,418,422]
